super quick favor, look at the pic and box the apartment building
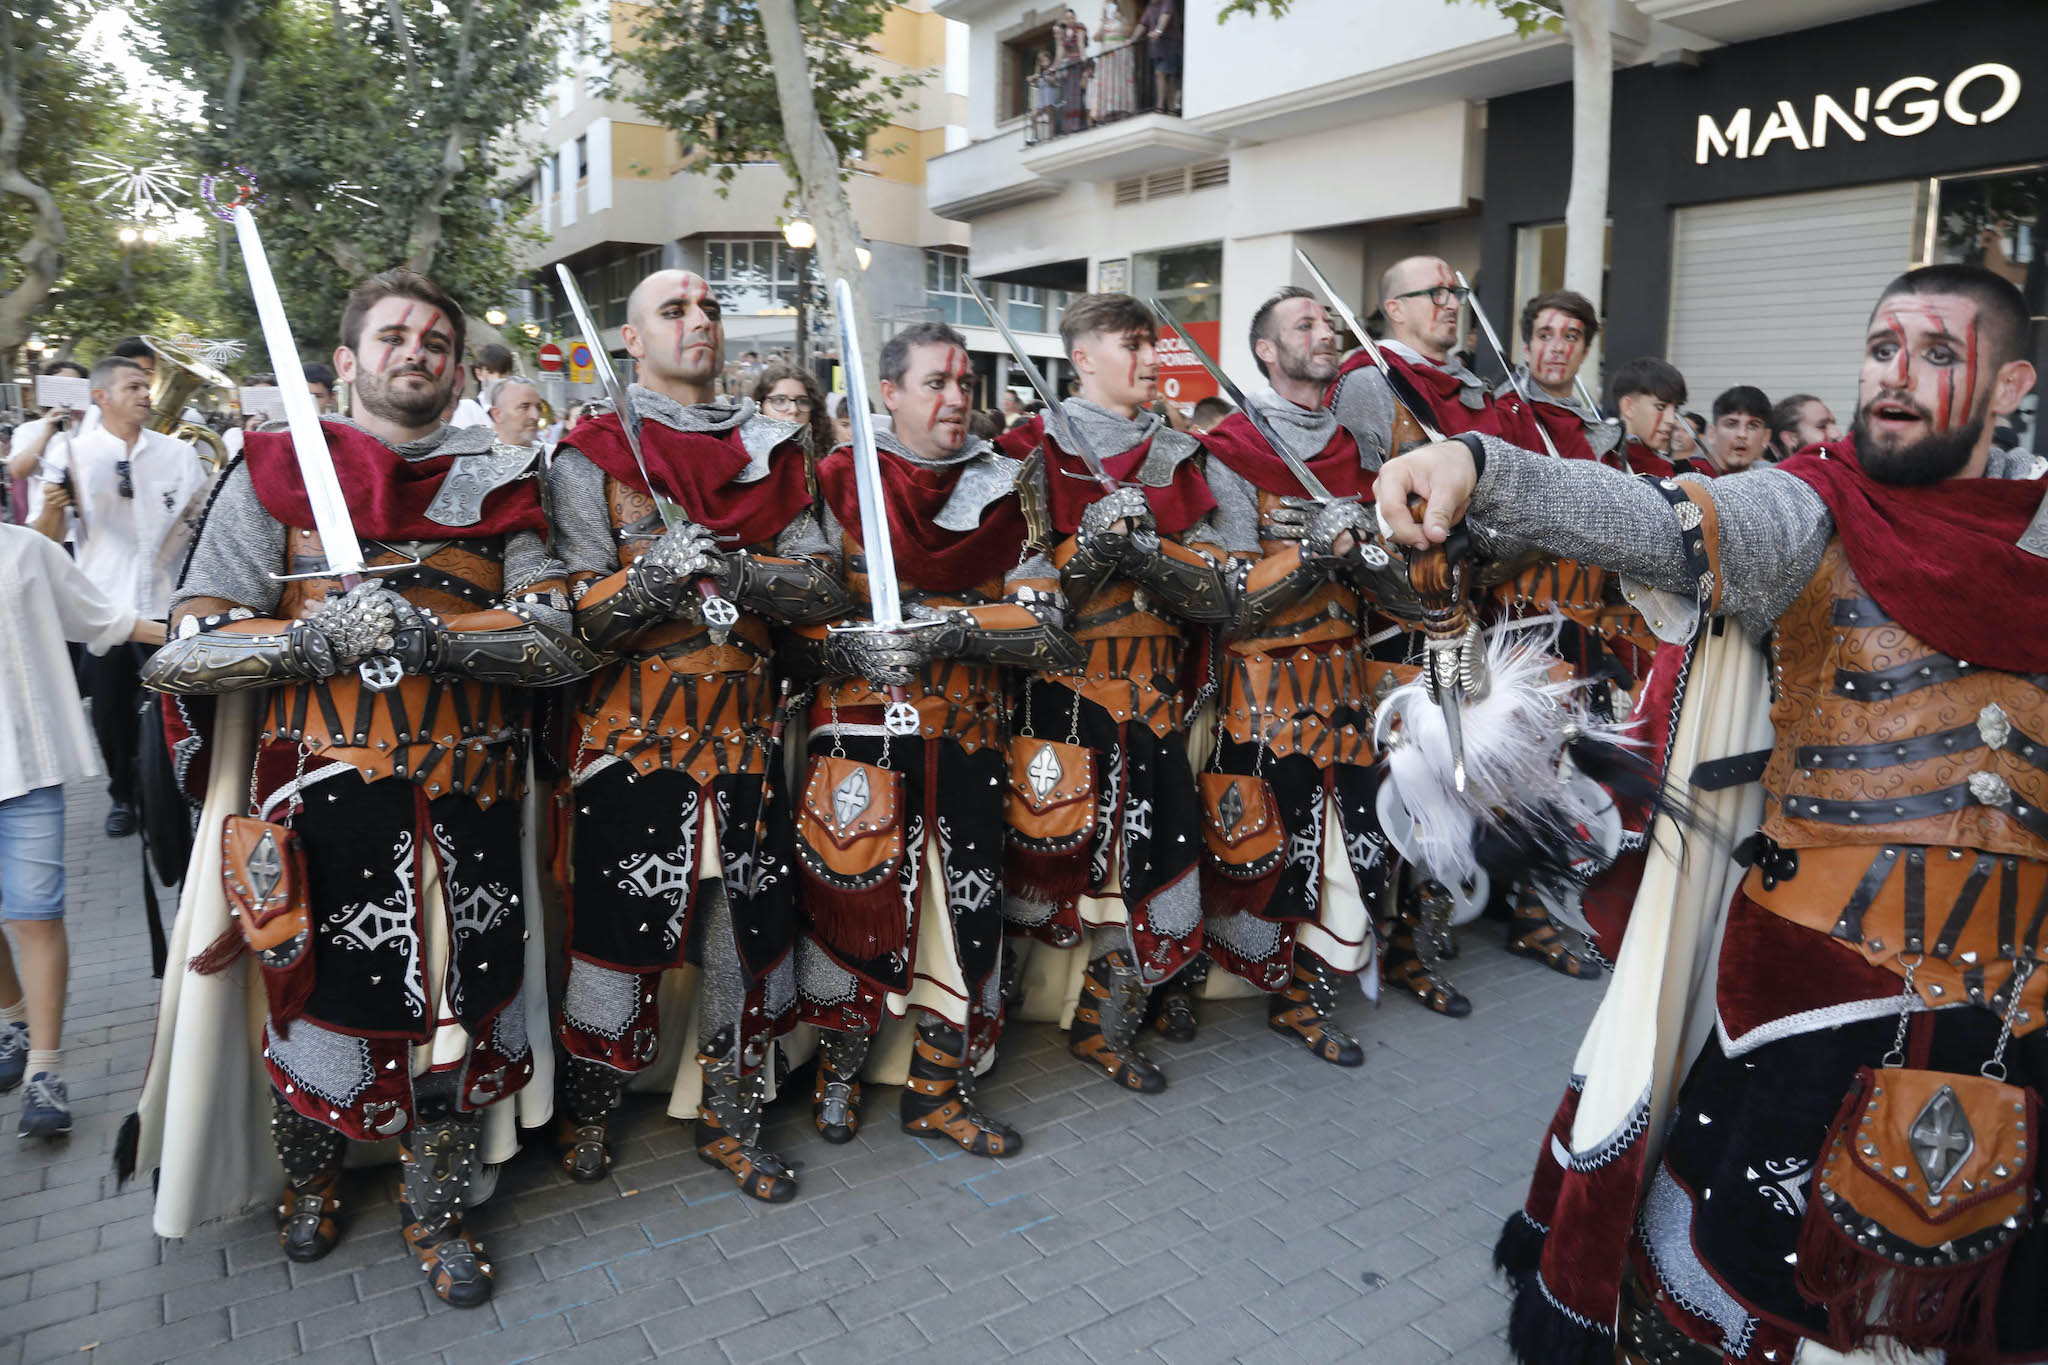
[926,0,1983,410]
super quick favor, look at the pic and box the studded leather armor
[1218,490,1374,768]
[1744,540,2048,1030]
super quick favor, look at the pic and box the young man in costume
[1197,286,1406,1063]
[1377,264,2048,1365]
[141,269,591,1307]
[1490,290,1623,466]
[1609,356,1695,477]
[790,321,1082,1156]
[544,269,854,1198]
[1329,255,1501,465]
[995,293,1234,1089]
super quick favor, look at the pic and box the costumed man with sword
[542,266,855,1199]
[129,222,594,1308]
[985,288,1236,1095]
[785,301,1082,1157]
[1164,285,1422,1064]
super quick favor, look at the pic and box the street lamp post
[782,215,817,372]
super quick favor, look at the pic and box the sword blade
[961,276,1117,491]
[232,207,364,578]
[1147,297,1339,505]
[832,278,905,631]
[555,264,687,533]
[1293,249,1447,444]
[1455,271,1561,461]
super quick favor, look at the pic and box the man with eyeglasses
[43,354,211,837]
[1330,256,1499,468]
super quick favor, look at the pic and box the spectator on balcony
[1089,1,1136,122]
[1139,0,1181,115]
[1054,10,1089,133]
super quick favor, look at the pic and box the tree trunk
[1559,0,1611,312]
[0,13,65,354]
[758,0,882,406]
[402,0,481,274]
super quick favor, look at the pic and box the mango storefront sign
[1696,62,2021,165]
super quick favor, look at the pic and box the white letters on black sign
[1695,63,2021,164]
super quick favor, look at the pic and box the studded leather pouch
[795,754,907,960]
[215,814,317,1033]
[1198,771,1286,917]
[1795,964,2038,1355]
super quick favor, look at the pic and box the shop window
[1927,163,2048,451]
[1134,242,1222,324]
[1007,284,1045,332]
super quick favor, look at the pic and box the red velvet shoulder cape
[816,444,1028,594]
[242,423,546,540]
[1329,348,1499,438]
[1198,411,1371,501]
[1495,392,1600,462]
[998,414,1217,535]
[1777,437,2048,673]
[566,413,810,547]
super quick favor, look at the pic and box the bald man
[1328,256,1501,469]
[544,269,855,1197]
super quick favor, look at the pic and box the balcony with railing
[1016,38,1224,182]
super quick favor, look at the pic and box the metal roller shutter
[1666,181,1920,430]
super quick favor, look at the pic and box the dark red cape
[817,444,1028,594]
[1618,439,1680,479]
[243,423,546,540]
[997,415,1217,535]
[1329,348,1499,438]
[565,412,810,548]
[1494,392,1601,462]
[1778,437,2048,673]
[1199,412,1371,500]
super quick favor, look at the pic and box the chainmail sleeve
[543,448,621,579]
[1199,459,1265,555]
[1469,436,1835,638]
[1330,366,1396,471]
[773,505,833,559]
[172,459,286,616]
[500,530,572,633]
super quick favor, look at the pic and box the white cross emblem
[833,767,871,831]
[1910,1085,1974,1194]
[1026,744,1063,802]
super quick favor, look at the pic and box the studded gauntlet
[413,602,600,687]
[144,609,340,695]
[928,598,1085,672]
[1124,540,1233,624]
[722,554,859,626]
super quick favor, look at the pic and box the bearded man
[544,269,852,1200]
[1377,263,2048,1365]
[136,268,592,1307]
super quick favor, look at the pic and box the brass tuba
[141,335,233,469]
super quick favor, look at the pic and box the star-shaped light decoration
[322,181,379,210]
[78,153,190,219]
[197,338,248,366]
[200,165,267,222]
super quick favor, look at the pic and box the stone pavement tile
[1005,1239,1115,1301]
[20,1291,160,1364]
[1410,1289,1510,1354]
[931,1219,1044,1290]
[510,1324,655,1365]
[708,1202,822,1256]
[163,1321,302,1365]
[1245,1225,1355,1288]
[438,1315,573,1365]
[825,1264,948,1329]
[560,1277,691,1340]
[639,1289,769,1354]
[1241,1266,1361,1334]
[1069,1296,1192,1363]
[713,1302,841,1361]
[1326,1275,1445,1345]
[534,1222,653,1279]
[1159,1255,1282,1327]
[1082,1248,1198,1315]
[1148,1304,1277,1365]
[793,1175,918,1229]
[677,1243,794,1305]
[83,1307,232,1365]
[367,1299,507,1364]
[908,1273,1026,1338]
[756,1248,868,1316]
[490,1262,616,1328]
[299,1285,431,1350]
[983,1284,1109,1353]
[25,1231,158,1296]
[163,1260,292,1322]
[1021,1199,1132,1255]
[3,1284,94,1340]
[797,1311,925,1365]
[232,1269,361,1336]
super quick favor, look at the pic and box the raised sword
[1293,248,1447,444]
[961,275,1117,491]
[554,264,739,629]
[1454,269,1563,461]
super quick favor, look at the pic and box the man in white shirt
[450,341,513,428]
[0,523,165,1139]
[42,356,212,836]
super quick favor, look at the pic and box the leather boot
[397,1078,492,1308]
[1506,897,1601,979]
[900,1018,1020,1157]
[1070,950,1166,1092]
[272,1091,346,1264]
[697,1042,797,1203]
[1382,877,1473,1018]
[558,1056,626,1184]
[1152,954,1206,1042]
[812,1028,869,1146]
[1267,948,1366,1066]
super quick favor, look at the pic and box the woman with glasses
[752,362,833,456]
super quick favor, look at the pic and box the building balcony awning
[1018,113,1228,182]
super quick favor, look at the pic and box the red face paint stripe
[1884,310,1912,390]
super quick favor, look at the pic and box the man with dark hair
[8,359,90,531]
[1493,290,1621,464]
[994,292,1232,1089]
[1189,394,1234,433]
[1330,255,1499,466]
[46,354,212,835]
[544,267,849,1197]
[302,362,338,415]
[1707,384,1773,473]
[791,319,1080,1158]
[1198,285,1416,1047]
[109,336,158,378]
[1377,262,2048,1365]
[1607,356,1692,475]
[137,265,590,1308]
[1771,391,1841,458]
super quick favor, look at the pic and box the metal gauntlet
[1059,530,1127,610]
[1126,547,1233,623]
[425,606,602,686]
[723,554,859,625]
[940,601,1086,672]
[144,614,338,695]
[575,565,679,653]
[1231,554,1330,638]
[1342,539,1427,622]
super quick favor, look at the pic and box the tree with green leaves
[137,0,571,359]
[1221,0,1610,317]
[609,0,928,396]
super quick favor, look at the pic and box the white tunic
[0,524,138,803]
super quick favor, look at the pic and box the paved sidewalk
[0,777,1599,1365]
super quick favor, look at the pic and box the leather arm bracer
[1125,539,1233,624]
[1229,547,1330,639]
[774,627,833,683]
[1056,530,1125,611]
[573,562,675,653]
[942,600,1086,672]
[724,553,858,626]
[424,605,602,687]
[143,617,337,695]
[1339,546,1427,622]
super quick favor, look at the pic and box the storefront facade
[1481,0,2048,447]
